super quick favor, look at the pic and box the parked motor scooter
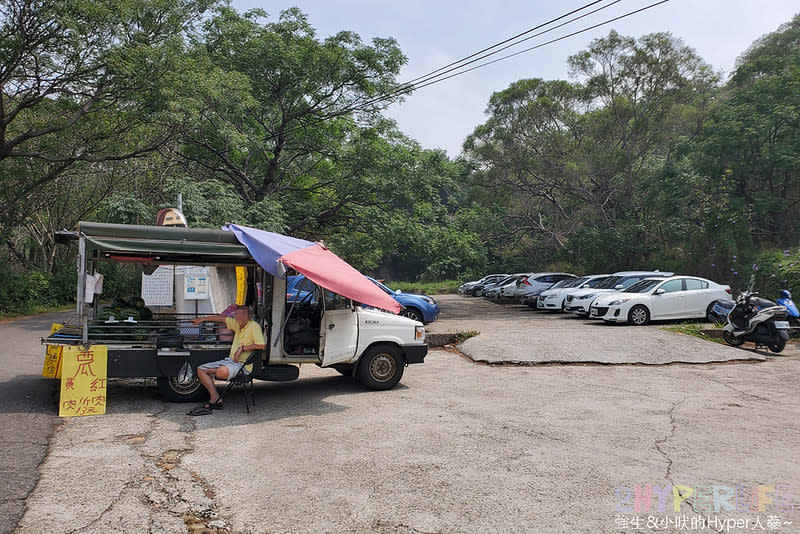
[776,289,799,326]
[722,286,790,352]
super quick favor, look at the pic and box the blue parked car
[365,277,439,324]
[286,275,440,324]
[286,275,316,303]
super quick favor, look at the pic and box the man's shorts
[197,357,247,378]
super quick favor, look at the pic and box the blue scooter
[777,289,799,326]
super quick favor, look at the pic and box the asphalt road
[13,301,800,534]
[0,312,70,534]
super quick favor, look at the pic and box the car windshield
[546,280,568,290]
[596,276,622,289]
[586,276,609,288]
[496,275,517,285]
[625,279,662,293]
[564,277,589,288]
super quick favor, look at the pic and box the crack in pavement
[23,405,233,534]
[653,399,683,486]
[651,398,707,518]
[699,373,772,402]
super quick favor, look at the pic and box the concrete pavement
[0,312,71,534]
[430,295,784,364]
[11,298,800,533]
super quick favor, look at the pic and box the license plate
[774,321,790,329]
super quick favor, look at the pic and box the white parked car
[589,276,732,325]
[565,271,673,317]
[483,274,526,299]
[499,273,536,299]
[537,274,610,311]
[517,272,577,303]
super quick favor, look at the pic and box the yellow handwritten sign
[42,323,64,379]
[58,345,108,417]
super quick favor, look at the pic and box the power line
[400,0,625,92]
[410,0,671,92]
[281,0,672,138]
[403,0,612,86]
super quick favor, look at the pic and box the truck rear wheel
[157,376,206,403]
[357,345,404,391]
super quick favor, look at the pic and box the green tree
[0,0,212,232]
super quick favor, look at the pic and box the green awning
[76,222,254,264]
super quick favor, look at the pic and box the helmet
[779,289,792,299]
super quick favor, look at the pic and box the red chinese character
[89,378,106,392]
[73,350,96,377]
[65,377,75,390]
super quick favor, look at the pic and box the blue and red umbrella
[224,224,402,314]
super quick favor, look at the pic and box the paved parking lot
[429,294,796,364]
[10,300,800,533]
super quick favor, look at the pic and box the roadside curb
[427,333,461,348]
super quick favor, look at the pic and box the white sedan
[589,276,732,325]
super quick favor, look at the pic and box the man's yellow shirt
[225,318,266,373]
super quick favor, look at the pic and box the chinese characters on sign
[58,345,108,417]
[41,323,64,378]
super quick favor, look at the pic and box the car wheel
[400,307,424,323]
[560,300,566,312]
[628,305,650,326]
[722,330,745,346]
[767,336,786,353]
[157,375,206,403]
[357,344,404,391]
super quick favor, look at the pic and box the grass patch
[0,303,75,320]
[386,279,461,295]
[663,322,725,344]
[451,330,480,343]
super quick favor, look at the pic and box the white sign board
[141,266,174,307]
[184,266,210,300]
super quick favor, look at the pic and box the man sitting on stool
[189,305,265,411]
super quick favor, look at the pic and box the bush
[753,249,800,298]
[387,280,461,294]
[0,264,77,315]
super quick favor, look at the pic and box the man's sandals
[186,398,223,416]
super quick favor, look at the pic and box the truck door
[320,290,358,366]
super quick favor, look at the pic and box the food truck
[44,222,427,402]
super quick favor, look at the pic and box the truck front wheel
[357,345,404,391]
[157,376,206,403]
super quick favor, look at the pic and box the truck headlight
[415,325,425,341]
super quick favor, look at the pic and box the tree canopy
[1,2,799,313]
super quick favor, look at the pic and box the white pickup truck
[44,222,427,402]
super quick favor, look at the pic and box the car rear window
[684,279,708,290]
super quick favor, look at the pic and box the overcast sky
[233,0,799,156]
